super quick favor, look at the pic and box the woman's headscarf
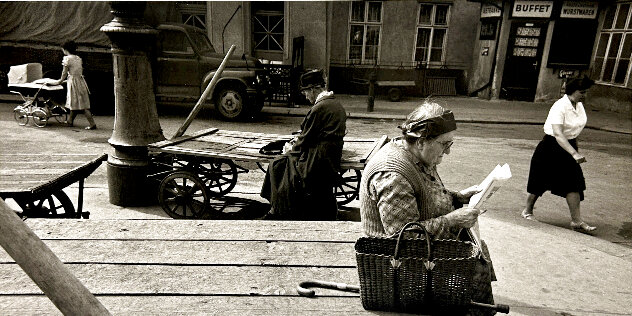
[399,101,456,140]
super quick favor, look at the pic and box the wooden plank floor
[0,219,400,315]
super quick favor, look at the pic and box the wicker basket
[355,222,481,314]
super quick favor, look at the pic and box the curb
[261,107,632,135]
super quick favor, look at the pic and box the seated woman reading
[359,101,497,316]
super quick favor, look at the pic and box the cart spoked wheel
[159,171,212,219]
[334,169,362,206]
[14,107,28,126]
[32,108,49,128]
[191,159,238,197]
[15,190,76,218]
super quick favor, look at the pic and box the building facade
[468,0,631,113]
[200,1,481,97]
[3,1,627,112]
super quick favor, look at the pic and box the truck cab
[154,23,268,121]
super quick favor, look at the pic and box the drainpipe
[222,5,242,54]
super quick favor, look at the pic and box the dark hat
[299,69,326,90]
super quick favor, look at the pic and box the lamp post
[101,2,165,206]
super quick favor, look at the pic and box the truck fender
[202,71,251,98]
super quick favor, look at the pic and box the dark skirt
[527,134,585,200]
[260,140,343,220]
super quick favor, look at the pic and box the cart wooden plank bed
[0,153,107,219]
[147,128,388,219]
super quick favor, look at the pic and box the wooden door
[500,21,548,101]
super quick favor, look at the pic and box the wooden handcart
[0,153,107,219]
[147,128,388,219]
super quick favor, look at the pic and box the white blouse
[543,94,587,139]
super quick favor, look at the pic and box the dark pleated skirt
[527,135,585,200]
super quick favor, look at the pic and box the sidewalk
[2,92,630,134]
[264,94,632,135]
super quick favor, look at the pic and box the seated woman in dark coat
[261,69,347,220]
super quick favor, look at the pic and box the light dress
[62,55,91,110]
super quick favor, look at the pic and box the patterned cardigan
[359,139,463,238]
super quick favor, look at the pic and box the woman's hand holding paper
[457,185,482,203]
[445,207,482,229]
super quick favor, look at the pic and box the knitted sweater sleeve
[370,171,451,237]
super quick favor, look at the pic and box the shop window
[548,19,598,68]
[593,3,631,86]
[177,2,207,31]
[415,3,450,66]
[348,1,382,63]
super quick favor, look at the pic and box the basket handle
[392,222,434,270]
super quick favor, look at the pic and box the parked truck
[0,2,269,120]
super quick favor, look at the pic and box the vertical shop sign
[560,1,598,19]
[512,1,554,18]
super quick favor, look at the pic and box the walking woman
[522,76,595,233]
[46,41,97,130]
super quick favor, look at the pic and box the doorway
[500,21,548,101]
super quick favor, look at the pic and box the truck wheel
[215,86,246,121]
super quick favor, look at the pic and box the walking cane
[297,279,510,314]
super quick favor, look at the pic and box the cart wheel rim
[15,190,76,218]
[193,159,238,197]
[158,171,212,219]
[334,169,361,206]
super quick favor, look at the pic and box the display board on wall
[480,19,499,40]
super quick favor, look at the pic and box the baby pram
[8,63,68,127]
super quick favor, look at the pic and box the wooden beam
[0,199,110,315]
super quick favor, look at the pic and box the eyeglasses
[436,140,453,151]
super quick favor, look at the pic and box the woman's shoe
[85,125,97,130]
[570,221,596,233]
[521,209,538,221]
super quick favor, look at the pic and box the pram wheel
[32,108,49,128]
[14,107,28,126]
[52,105,68,123]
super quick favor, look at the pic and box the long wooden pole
[0,199,110,315]
[173,44,237,139]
